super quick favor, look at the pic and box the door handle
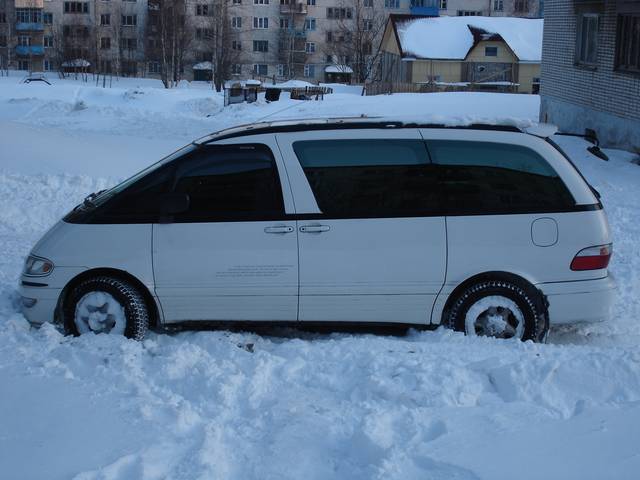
[264,226,294,234]
[299,225,330,233]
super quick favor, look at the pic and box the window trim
[614,13,640,75]
[575,13,600,69]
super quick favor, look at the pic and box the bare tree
[199,0,243,91]
[148,0,193,88]
[323,0,386,84]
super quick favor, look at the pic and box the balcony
[409,6,439,16]
[280,3,307,15]
[16,45,44,56]
[16,22,44,31]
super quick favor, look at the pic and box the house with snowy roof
[375,15,543,94]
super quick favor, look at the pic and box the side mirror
[159,193,190,216]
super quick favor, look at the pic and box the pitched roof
[389,15,543,62]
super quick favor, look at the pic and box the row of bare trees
[2,0,389,88]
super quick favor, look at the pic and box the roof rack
[194,117,526,145]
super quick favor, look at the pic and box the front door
[153,141,298,322]
[277,130,447,324]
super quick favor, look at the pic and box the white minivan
[19,118,615,342]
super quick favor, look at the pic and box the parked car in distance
[19,118,615,342]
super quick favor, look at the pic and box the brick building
[539,0,640,150]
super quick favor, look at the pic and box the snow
[325,65,354,73]
[192,61,213,70]
[272,79,316,89]
[1,73,640,479]
[396,16,544,62]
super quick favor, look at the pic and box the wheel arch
[439,270,546,325]
[55,268,161,329]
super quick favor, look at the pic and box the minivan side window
[427,140,575,214]
[171,144,285,222]
[292,139,436,217]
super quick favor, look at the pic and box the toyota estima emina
[19,118,615,342]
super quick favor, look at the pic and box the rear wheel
[445,279,548,342]
[63,276,149,340]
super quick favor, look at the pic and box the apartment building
[0,0,539,82]
[437,0,542,17]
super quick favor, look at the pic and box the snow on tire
[63,276,149,340]
[446,279,549,342]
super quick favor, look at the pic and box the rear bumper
[537,275,615,325]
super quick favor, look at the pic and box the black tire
[445,279,549,342]
[63,276,149,340]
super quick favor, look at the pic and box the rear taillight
[570,244,613,271]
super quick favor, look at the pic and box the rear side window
[427,140,575,214]
[292,139,436,217]
[172,144,284,222]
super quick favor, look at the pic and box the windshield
[82,143,197,209]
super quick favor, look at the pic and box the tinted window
[427,140,575,214]
[171,144,284,222]
[293,139,436,217]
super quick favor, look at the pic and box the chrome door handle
[264,226,294,234]
[299,225,330,233]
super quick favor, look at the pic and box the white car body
[19,120,615,331]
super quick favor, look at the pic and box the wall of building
[540,0,640,150]
[438,0,541,18]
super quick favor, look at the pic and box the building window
[122,14,137,26]
[576,14,599,67]
[277,64,290,76]
[253,40,269,52]
[100,60,112,73]
[232,64,242,74]
[18,60,30,71]
[514,0,528,13]
[44,35,54,48]
[254,0,269,4]
[439,0,447,9]
[280,18,289,29]
[100,14,110,25]
[385,0,400,8]
[16,8,42,23]
[100,37,110,49]
[307,0,316,4]
[120,37,137,50]
[615,14,640,74]
[327,7,352,19]
[363,19,373,31]
[458,10,481,16]
[196,28,213,40]
[232,17,242,29]
[305,41,315,53]
[233,0,241,4]
[0,35,7,47]
[364,0,373,7]
[493,0,503,11]
[148,61,161,74]
[18,35,31,47]
[196,4,209,16]
[253,63,268,75]
[44,59,53,71]
[43,12,53,24]
[64,2,89,14]
[253,17,268,28]
[304,64,315,77]
[232,40,242,50]
[485,46,498,56]
[304,18,316,30]
[0,12,6,23]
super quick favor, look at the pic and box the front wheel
[63,276,149,340]
[445,279,548,342]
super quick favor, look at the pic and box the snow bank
[397,16,543,61]
[1,76,640,479]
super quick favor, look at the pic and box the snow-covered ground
[1,73,640,480]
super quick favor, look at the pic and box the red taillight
[570,244,613,271]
